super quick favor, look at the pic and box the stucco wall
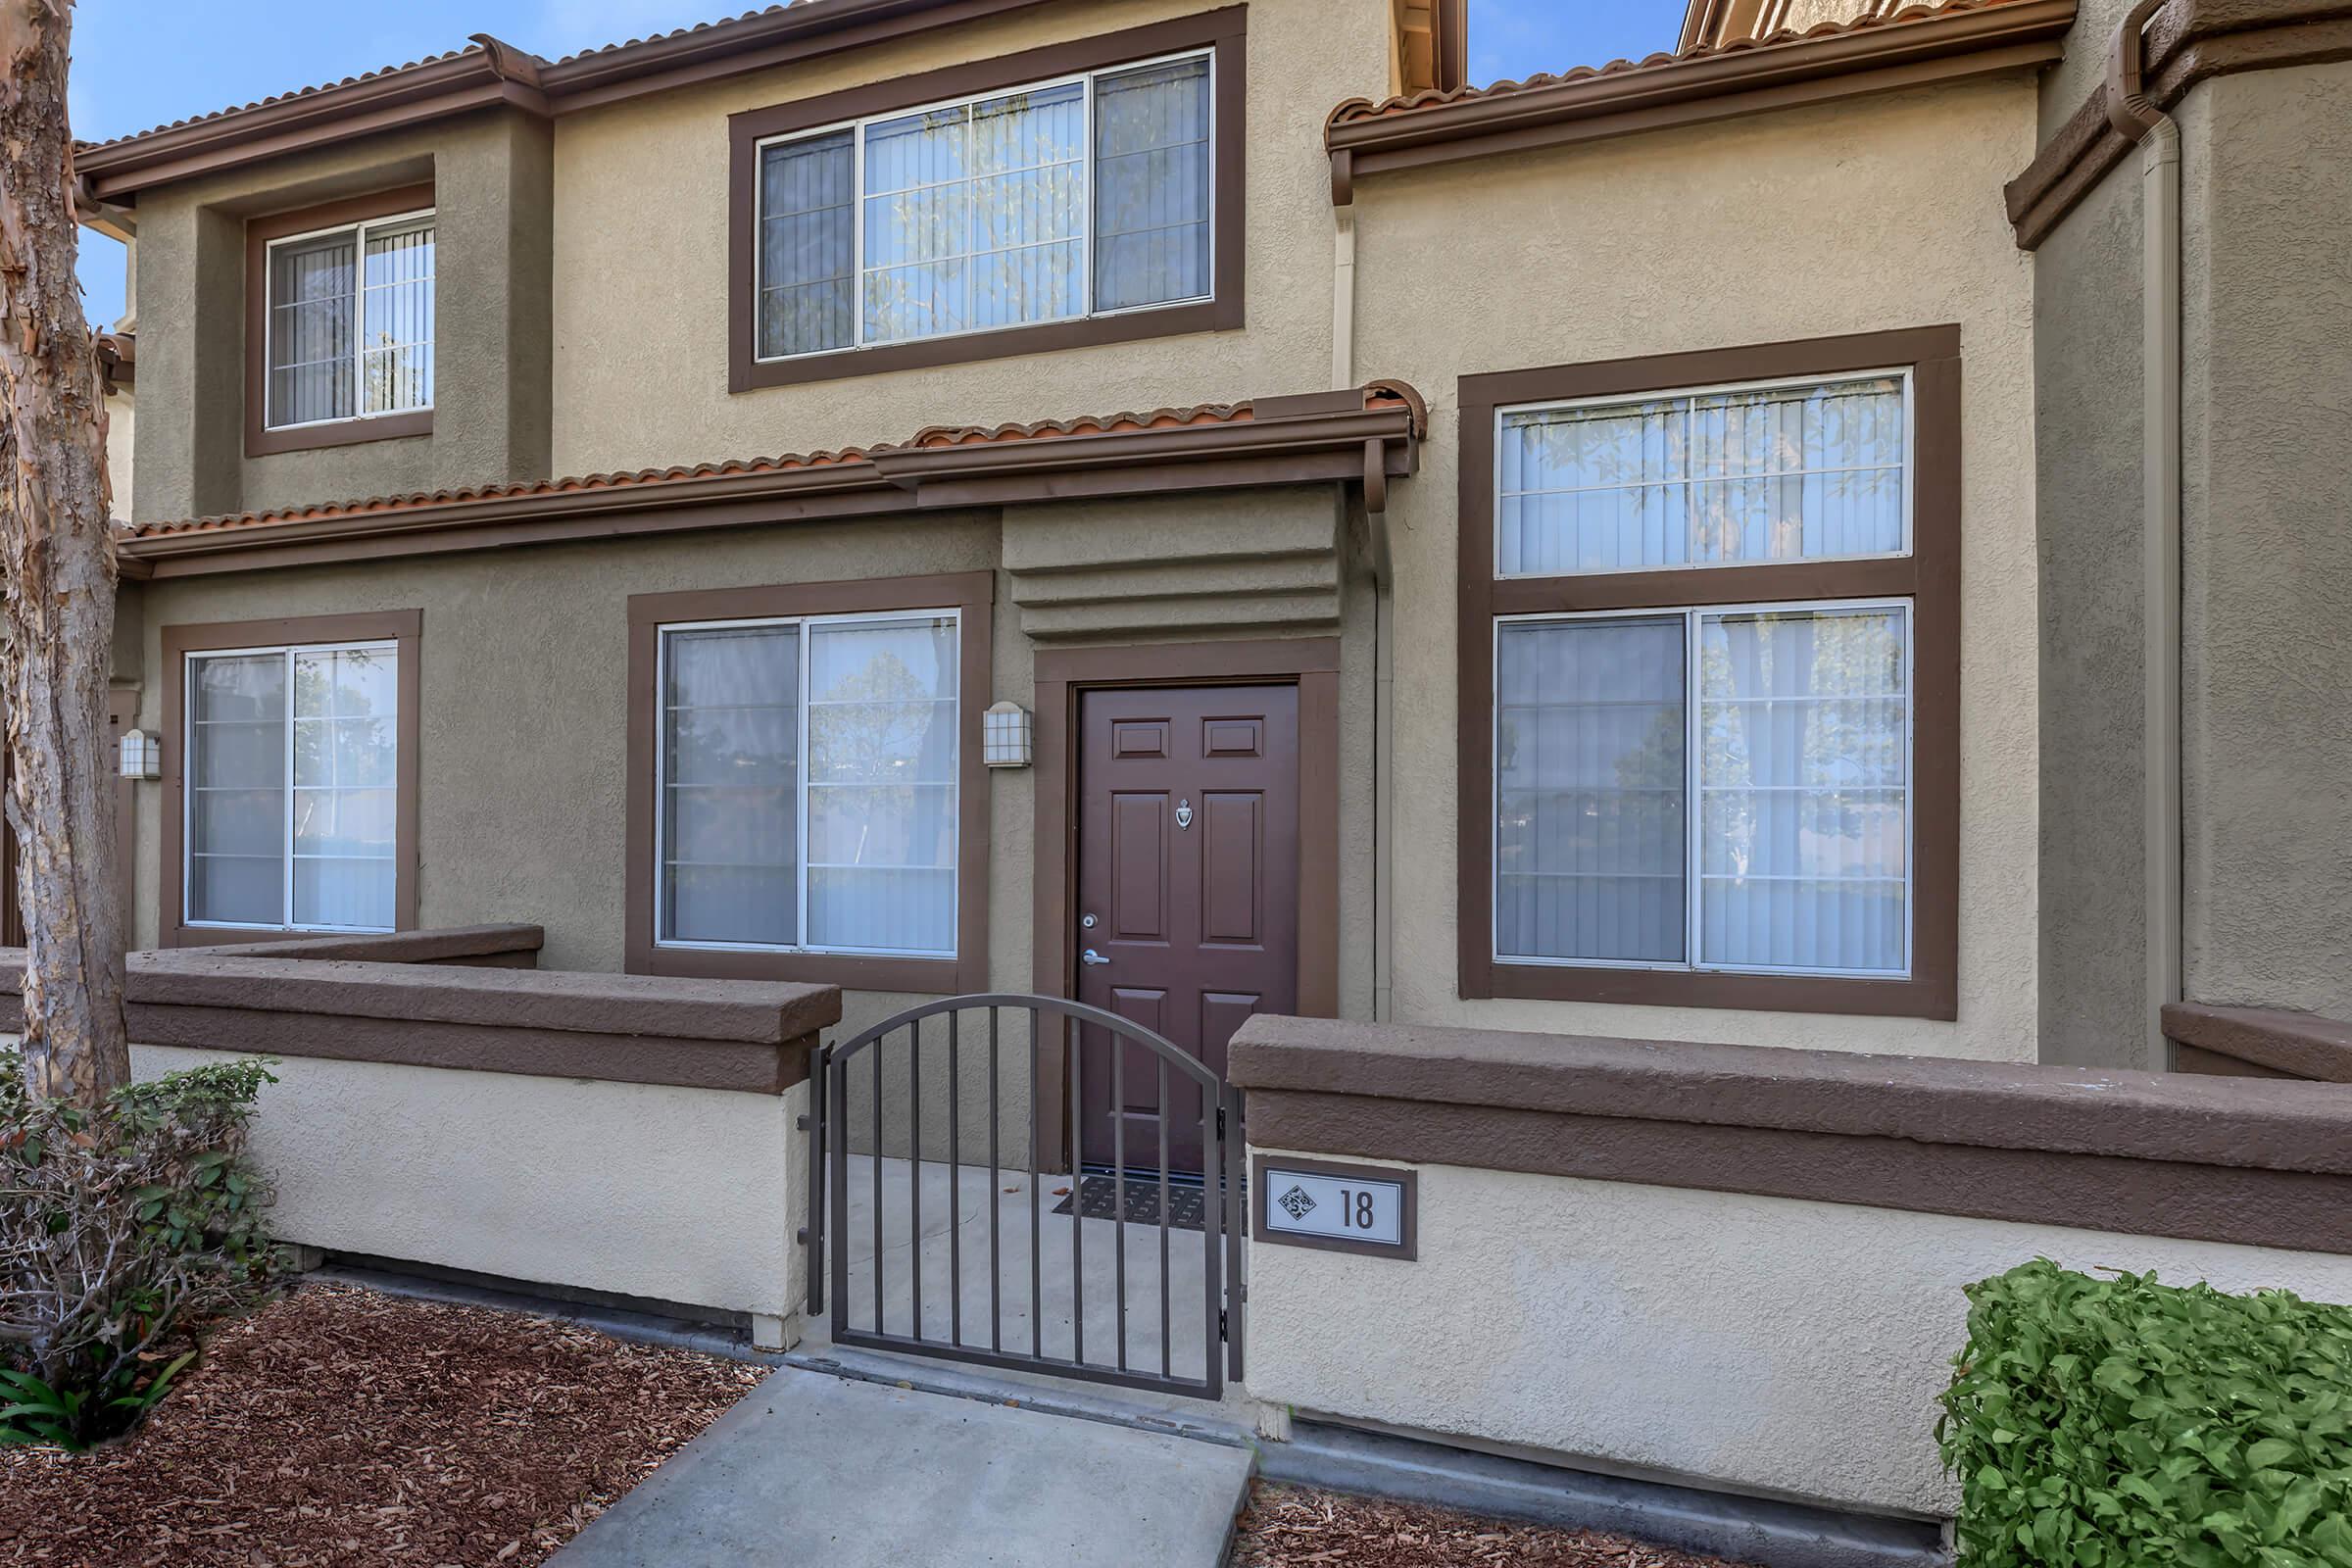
[2178,60,2352,1021]
[2033,164,2150,1069]
[1349,74,2043,1059]
[1243,1149,2352,1518]
[129,107,554,525]
[132,1045,806,1329]
[546,0,1389,473]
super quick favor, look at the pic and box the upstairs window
[265,208,435,430]
[755,51,1212,361]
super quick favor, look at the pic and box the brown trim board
[1325,0,2072,202]
[159,610,424,950]
[1031,637,1341,1172]
[623,571,995,995]
[2164,1001,2352,1084]
[728,8,1247,393]
[2009,0,2352,250]
[1230,1013,2352,1256]
[1456,326,1962,1019]
[245,185,437,459]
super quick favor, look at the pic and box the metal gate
[806,995,1244,1400]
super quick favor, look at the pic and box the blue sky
[71,0,1684,325]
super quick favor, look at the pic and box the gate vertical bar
[948,1011,961,1348]
[1224,1085,1246,1383]
[1068,1013,1085,1366]
[1028,1005,1042,1361]
[909,1022,923,1341]
[829,1045,850,1339]
[870,1037,883,1336]
[1200,1078,1223,1398]
[806,1040,826,1316]
[988,1007,1002,1353]
[1112,1032,1128,1372]
[1157,1057,1170,1380]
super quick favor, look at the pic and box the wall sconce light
[119,728,161,781]
[982,701,1033,768]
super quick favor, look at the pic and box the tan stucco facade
[547,0,1390,473]
[1352,73,2044,1059]
[1243,1149,2352,1518]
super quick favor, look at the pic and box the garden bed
[0,1280,762,1567]
[1234,1483,1755,1567]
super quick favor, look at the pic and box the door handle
[1081,948,1111,966]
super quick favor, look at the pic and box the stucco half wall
[131,1045,808,1342]
[1242,1152,2352,1519]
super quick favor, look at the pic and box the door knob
[1081,948,1111,966]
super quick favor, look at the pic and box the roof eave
[1325,0,2078,201]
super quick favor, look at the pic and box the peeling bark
[0,0,130,1105]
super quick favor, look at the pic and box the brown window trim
[623,570,995,994]
[1456,325,1962,1020]
[245,183,437,459]
[160,610,425,949]
[1029,636,1341,1171]
[726,7,1247,394]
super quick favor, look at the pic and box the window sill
[1467,958,1956,1021]
[633,943,985,997]
[247,409,432,459]
[729,298,1239,393]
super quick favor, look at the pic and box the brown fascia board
[1325,0,2076,198]
[118,396,1424,578]
[2008,0,2352,249]
[74,0,1057,200]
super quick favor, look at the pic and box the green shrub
[0,1047,286,1449]
[1938,1259,2352,1567]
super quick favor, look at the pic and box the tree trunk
[0,0,131,1107]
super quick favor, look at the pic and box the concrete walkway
[553,1365,1254,1568]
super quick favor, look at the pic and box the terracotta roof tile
[1326,0,2042,127]
[76,46,487,153]
[121,386,1421,542]
[542,0,818,67]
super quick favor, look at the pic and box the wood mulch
[0,1280,765,1568]
[1234,1483,1758,1568]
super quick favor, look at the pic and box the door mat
[1052,1173,1245,1234]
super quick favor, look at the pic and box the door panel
[1076,683,1299,1174]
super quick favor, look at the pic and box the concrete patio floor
[814,1153,1236,1399]
[551,1364,1253,1568]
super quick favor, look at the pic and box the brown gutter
[2009,0,2352,248]
[1325,0,2075,202]
[74,0,1055,201]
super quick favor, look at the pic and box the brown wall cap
[1227,1013,2352,1176]
[1324,0,2074,201]
[2008,0,2352,248]
[2165,1002,2352,1084]
[163,923,546,967]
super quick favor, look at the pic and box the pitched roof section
[118,384,1423,578]
[1324,0,2074,200]
[74,0,1056,200]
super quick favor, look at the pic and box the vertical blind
[267,215,434,429]
[1497,374,1906,576]
[188,645,398,931]
[757,52,1211,359]
[1495,604,1910,977]
[660,614,959,956]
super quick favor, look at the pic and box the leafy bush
[1938,1259,2352,1567]
[0,1048,285,1448]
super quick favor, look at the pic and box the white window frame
[263,205,437,432]
[1495,367,1917,579]
[751,46,1216,364]
[1491,598,1917,982]
[653,606,962,959]
[182,638,400,935]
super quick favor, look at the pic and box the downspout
[1330,173,1396,1024]
[2109,0,2181,1068]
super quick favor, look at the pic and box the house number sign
[1251,1155,1417,1260]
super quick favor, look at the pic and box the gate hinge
[1218,1308,1229,1342]
[1215,1107,1226,1138]
[796,1114,810,1132]
[796,1227,809,1245]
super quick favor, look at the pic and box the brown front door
[1074,684,1299,1175]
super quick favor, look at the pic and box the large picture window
[656,610,962,957]
[264,207,434,431]
[755,51,1210,362]
[1458,331,1961,1018]
[183,640,401,932]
